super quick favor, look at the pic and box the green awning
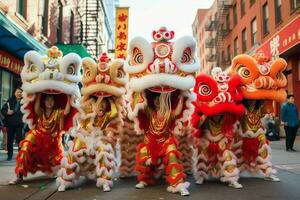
[56,44,91,58]
[0,11,47,58]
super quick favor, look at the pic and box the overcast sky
[119,0,214,40]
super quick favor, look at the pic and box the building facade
[0,0,92,107]
[192,0,300,107]
[78,0,115,60]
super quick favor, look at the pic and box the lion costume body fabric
[191,67,245,188]
[124,27,199,196]
[56,53,127,192]
[15,47,80,178]
[231,52,287,181]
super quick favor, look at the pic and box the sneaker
[229,181,243,189]
[195,177,204,185]
[6,157,12,161]
[135,181,147,189]
[264,175,280,182]
[8,177,23,185]
[291,149,297,152]
[58,185,66,192]
[180,188,190,196]
[103,183,111,192]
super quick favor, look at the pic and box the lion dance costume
[13,47,80,182]
[56,53,127,192]
[191,67,245,188]
[231,52,287,181]
[124,27,199,196]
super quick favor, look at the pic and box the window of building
[233,4,238,26]
[227,45,231,61]
[242,28,247,53]
[226,13,230,30]
[275,0,282,24]
[42,0,48,36]
[250,0,256,7]
[221,51,225,64]
[263,3,269,35]
[57,0,63,44]
[234,37,239,56]
[70,11,74,44]
[251,18,257,46]
[16,0,26,18]
[241,0,246,17]
[290,0,300,10]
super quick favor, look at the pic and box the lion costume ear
[82,58,97,85]
[124,37,153,74]
[110,59,128,86]
[269,58,287,88]
[172,36,199,73]
[59,53,81,83]
[231,54,259,84]
[21,51,44,81]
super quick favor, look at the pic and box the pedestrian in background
[0,87,24,160]
[281,94,299,152]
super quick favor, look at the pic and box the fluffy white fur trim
[81,83,126,97]
[125,37,153,74]
[167,182,190,193]
[172,36,200,73]
[59,53,81,81]
[22,81,81,98]
[128,74,195,92]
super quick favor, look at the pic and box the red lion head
[192,67,245,117]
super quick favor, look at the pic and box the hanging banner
[115,7,129,60]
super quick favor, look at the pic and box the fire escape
[75,0,107,60]
[205,0,232,70]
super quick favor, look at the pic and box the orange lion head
[230,52,287,102]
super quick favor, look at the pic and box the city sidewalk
[0,137,300,200]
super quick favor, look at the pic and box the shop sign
[0,49,23,74]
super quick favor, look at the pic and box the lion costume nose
[254,76,277,89]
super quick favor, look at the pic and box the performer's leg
[95,139,116,192]
[15,126,24,152]
[56,152,80,192]
[135,143,155,188]
[219,149,242,188]
[284,126,291,150]
[256,137,280,182]
[9,131,36,184]
[6,126,15,160]
[193,139,209,185]
[163,138,189,196]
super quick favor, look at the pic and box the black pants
[6,126,24,159]
[284,126,299,150]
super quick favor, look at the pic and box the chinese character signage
[115,7,129,60]
[257,15,300,58]
[0,49,23,74]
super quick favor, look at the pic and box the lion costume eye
[199,84,211,96]
[28,64,37,73]
[117,69,125,79]
[181,48,192,64]
[237,65,251,78]
[67,64,76,75]
[130,48,143,65]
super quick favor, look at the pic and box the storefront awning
[56,44,91,58]
[0,12,47,59]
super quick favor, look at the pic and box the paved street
[0,138,300,200]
